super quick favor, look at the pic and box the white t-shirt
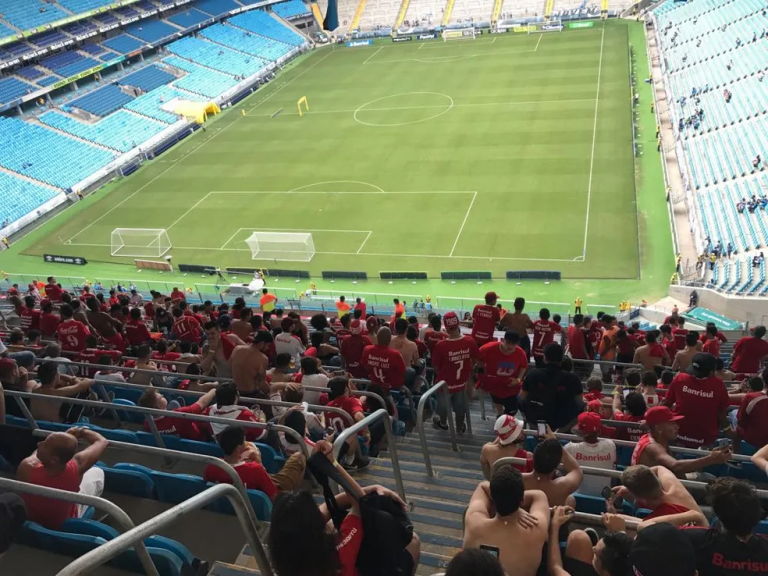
[274,332,304,364]
[300,373,329,405]
[564,439,617,497]
[643,392,660,408]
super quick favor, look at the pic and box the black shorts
[490,394,518,415]
[563,557,598,576]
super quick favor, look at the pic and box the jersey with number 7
[432,335,479,394]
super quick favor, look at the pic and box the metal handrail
[33,357,224,383]
[490,456,768,498]
[302,385,388,412]
[4,389,310,458]
[570,358,645,369]
[56,484,272,576]
[0,477,159,576]
[416,380,456,477]
[332,408,405,501]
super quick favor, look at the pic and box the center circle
[353,92,454,127]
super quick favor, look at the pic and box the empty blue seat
[207,482,273,521]
[168,9,212,28]
[0,77,34,104]
[70,84,135,117]
[0,0,68,30]
[125,20,180,43]
[118,65,176,92]
[99,463,156,498]
[272,0,311,20]
[195,0,242,15]
[149,470,208,504]
[102,34,144,54]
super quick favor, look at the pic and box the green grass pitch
[24,22,640,281]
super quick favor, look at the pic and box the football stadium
[0,0,768,574]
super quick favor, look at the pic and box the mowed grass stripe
[24,22,638,279]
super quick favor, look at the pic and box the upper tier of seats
[118,64,177,93]
[167,36,266,78]
[125,19,181,43]
[0,117,115,189]
[102,34,145,54]
[124,84,203,123]
[272,0,311,19]
[230,9,304,45]
[69,84,136,117]
[195,0,243,15]
[40,51,101,77]
[0,78,34,105]
[0,0,68,31]
[163,55,239,98]
[58,0,116,13]
[0,173,61,226]
[167,8,214,28]
[199,25,273,64]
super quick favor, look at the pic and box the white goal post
[442,28,476,41]
[111,228,172,258]
[245,231,316,262]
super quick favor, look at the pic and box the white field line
[220,227,372,250]
[209,190,477,195]
[535,33,543,51]
[243,97,597,117]
[248,49,335,110]
[167,192,211,231]
[582,25,604,260]
[449,191,477,257]
[363,46,384,63]
[356,230,373,254]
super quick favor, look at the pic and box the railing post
[415,381,457,478]
[463,387,473,435]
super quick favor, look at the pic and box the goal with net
[245,232,316,262]
[442,28,476,41]
[111,228,172,258]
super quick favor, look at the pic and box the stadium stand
[124,84,202,123]
[230,9,305,45]
[402,0,446,27]
[124,20,181,43]
[0,78,35,104]
[68,84,136,117]
[113,6,142,19]
[39,110,167,153]
[0,116,115,189]
[62,19,98,37]
[0,0,69,30]
[28,30,71,48]
[101,34,145,54]
[166,36,266,78]
[117,64,177,93]
[0,22,15,39]
[15,67,46,81]
[57,0,115,12]
[39,51,101,77]
[37,76,60,87]
[162,55,239,98]
[78,44,108,57]
[0,173,61,224]
[445,0,495,24]
[271,0,312,19]
[199,26,272,64]
[167,8,214,28]
[194,0,245,13]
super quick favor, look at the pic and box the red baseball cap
[644,406,684,427]
[575,411,602,434]
[444,312,460,330]
[350,319,363,335]
[366,316,378,331]
[485,291,498,303]
[586,399,604,413]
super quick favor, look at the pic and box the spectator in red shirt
[432,311,479,433]
[125,308,152,347]
[701,324,721,358]
[664,353,729,447]
[326,376,374,471]
[353,297,367,319]
[423,314,448,356]
[138,387,216,442]
[172,307,202,344]
[207,382,269,444]
[338,320,372,379]
[531,308,561,368]
[610,389,647,442]
[44,277,63,303]
[731,326,768,374]
[477,331,529,416]
[57,304,90,353]
[170,287,186,302]
[39,300,60,338]
[658,324,678,366]
[471,291,501,347]
[361,327,407,391]
[18,295,40,332]
[567,314,592,378]
[730,374,768,449]
[203,426,308,500]
[633,330,669,372]
[672,316,689,351]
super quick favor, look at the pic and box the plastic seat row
[118,64,176,93]
[272,0,312,19]
[15,66,45,80]
[123,84,196,123]
[658,0,765,46]
[102,34,145,54]
[0,0,68,30]
[167,8,213,28]
[29,29,71,48]
[39,110,167,153]
[69,84,135,117]
[0,172,62,226]
[162,55,239,98]
[199,25,271,66]
[125,19,181,43]
[0,116,116,189]
[40,51,101,77]
[229,9,305,46]
[166,35,267,79]
[57,0,115,13]
[194,0,243,15]
[0,77,34,104]
[79,43,108,56]
[669,41,766,94]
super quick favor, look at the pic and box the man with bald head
[17,427,107,528]
[361,327,407,392]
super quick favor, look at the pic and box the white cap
[494,415,524,445]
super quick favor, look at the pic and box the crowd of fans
[1,281,768,574]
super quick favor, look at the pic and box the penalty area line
[449,191,477,257]
[363,46,384,63]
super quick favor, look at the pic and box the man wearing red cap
[631,406,731,476]
[664,352,729,447]
[471,292,501,347]
[432,311,478,432]
[477,331,528,416]
[563,412,616,496]
[480,415,533,479]
[361,327,406,392]
[339,319,372,379]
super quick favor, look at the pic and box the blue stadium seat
[207,482,273,521]
[118,64,176,92]
[148,470,208,504]
[0,77,35,104]
[0,172,62,228]
[272,0,311,20]
[230,9,305,46]
[69,84,135,117]
[102,34,144,54]
[40,51,101,77]
[195,0,242,15]
[0,0,68,30]
[163,56,238,98]
[166,36,265,78]
[167,8,213,28]
[99,463,156,498]
[15,66,45,80]
[125,20,180,43]
[57,0,115,13]
[29,29,70,47]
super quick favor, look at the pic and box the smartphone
[623,388,631,399]
[613,496,624,508]
[601,486,613,500]
[480,544,500,559]
[715,438,731,449]
[537,421,547,437]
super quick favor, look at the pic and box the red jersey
[22,460,79,529]
[471,304,500,346]
[477,342,529,399]
[39,312,60,337]
[666,372,728,446]
[361,344,406,390]
[327,395,365,434]
[508,447,534,473]
[643,502,690,521]
[630,433,653,466]
[700,331,727,343]
[44,283,63,302]
[532,319,561,358]
[204,460,277,500]
[432,335,479,393]
[731,337,768,373]
[171,290,186,301]
[143,301,156,319]
[423,328,448,355]
[19,306,40,331]
[612,411,645,442]
[340,335,373,378]
[337,514,364,576]
[125,318,152,346]
[144,403,208,442]
[567,325,588,359]
[172,315,201,343]
[736,392,768,448]
[662,336,677,364]
[353,302,367,319]
[57,318,90,352]
[672,328,688,351]
[702,338,720,358]
[79,348,121,376]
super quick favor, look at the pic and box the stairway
[441,0,456,26]
[349,0,368,31]
[394,0,411,30]
[543,0,556,21]
[207,398,496,576]
[490,0,503,23]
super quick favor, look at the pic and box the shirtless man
[128,345,159,386]
[391,318,420,369]
[230,330,272,396]
[31,360,96,423]
[523,432,583,508]
[616,465,707,529]
[671,331,700,372]
[631,406,731,478]
[632,330,670,372]
[500,297,533,359]
[201,321,245,379]
[85,298,124,351]
[464,466,550,576]
[230,307,253,342]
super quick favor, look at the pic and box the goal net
[111,228,172,258]
[442,28,476,41]
[245,231,315,262]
